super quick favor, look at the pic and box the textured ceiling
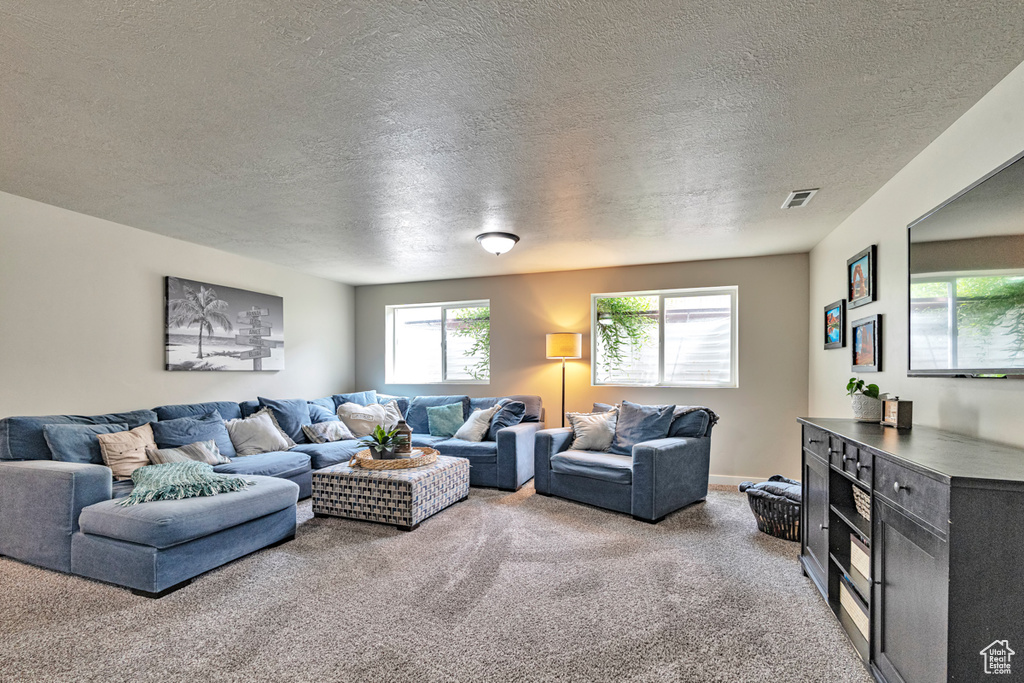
[2,1,1024,285]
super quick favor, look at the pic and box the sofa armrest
[533,428,573,494]
[0,460,112,573]
[495,422,542,491]
[630,436,711,521]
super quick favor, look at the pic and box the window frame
[590,286,739,389]
[385,299,490,385]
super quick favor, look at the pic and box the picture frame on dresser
[824,299,846,349]
[846,245,877,309]
[851,314,881,372]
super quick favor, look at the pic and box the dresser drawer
[803,426,829,460]
[874,457,949,535]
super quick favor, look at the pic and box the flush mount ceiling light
[476,232,520,256]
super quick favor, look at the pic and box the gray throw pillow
[226,408,295,456]
[608,401,675,455]
[566,410,618,452]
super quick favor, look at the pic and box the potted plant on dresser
[846,377,882,422]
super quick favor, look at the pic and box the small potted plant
[847,377,882,422]
[358,425,410,460]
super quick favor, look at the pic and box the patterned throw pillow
[146,439,229,466]
[226,408,295,456]
[302,421,357,444]
[454,405,501,442]
[566,410,618,452]
[96,423,157,480]
[427,403,466,438]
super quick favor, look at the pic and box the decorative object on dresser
[880,396,912,429]
[546,332,583,427]
[824,299,846,349]
[851,314,881,372]
[165,276,284,372]
[846,377,882,422]
[798,417,1024,683]
[737,475,801,541]
[846,245,876,309]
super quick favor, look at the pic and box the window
[386,300,490,383]
[592,286,737,387]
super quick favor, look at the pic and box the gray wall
[808,60,1024,447]
[355,253,809,484]
[0,191,355,416]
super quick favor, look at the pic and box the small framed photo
[847,245,877,309]
[824,299,846,350]
[851,314,881,372]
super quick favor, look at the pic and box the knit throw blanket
[118,461,253,507]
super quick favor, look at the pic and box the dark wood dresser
[798,418,1024,682]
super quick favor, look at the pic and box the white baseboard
[708,474,753,487]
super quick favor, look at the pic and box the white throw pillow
[453,405,501,442]
[302,421,357,444]
[380,400,403,431]
[567,410,618,452]
[337,402,390,438]
[226,408,295,456]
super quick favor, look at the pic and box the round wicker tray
[348,447,439,470]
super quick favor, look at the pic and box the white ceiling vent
[781,188,819,209]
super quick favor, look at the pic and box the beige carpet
[0,485,871,682]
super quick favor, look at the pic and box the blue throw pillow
[332,390,377,408]
[307,402,339,423]
[152,411,236,458]
[608,401,676,456]
[405,395,470,434]
[376,394,410,418]
[239,400,261,418]
[43,423,129,464]
[427,403,465,438]
[668,408,711,438]
[487,400,525,441]
[0,411,157,462]
[154,401,243,422]
[258,397,313,444]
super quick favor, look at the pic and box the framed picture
[851,314,881,372]
[824,299,846,350]
[165,276,284,371]
[846,245,877,309]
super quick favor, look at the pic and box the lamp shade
[546,332,582,359]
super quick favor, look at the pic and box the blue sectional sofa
[533,407,716,523]
[0,390,542,595]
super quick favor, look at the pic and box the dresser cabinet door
[872,500,949,683]
[801,452,829,595]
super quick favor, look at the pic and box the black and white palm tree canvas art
[165,276,284,371]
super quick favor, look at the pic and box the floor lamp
[546,333,582,428]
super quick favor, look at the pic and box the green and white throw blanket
[119,461,254,506]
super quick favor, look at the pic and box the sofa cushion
[551,450,633,485]
[0,411,157,461]
[433,439,498,463]
[377,394,410,417]
[43,423,128,465]
[153,401,242,422]
[151,411,236,459]
[258,397,312,444]
[78,475,297,549]
[406,396,470,434]
[332,390,377,408]
[427,403,465,438]
[409,434,449,449]
[290,440,364,470]
[488,400,525,442]
[307,401,339,424]
[214,451,311,479]
[469,397,502,412]
[609,401,675,456]
[506,395,543,423]
[239,400,260,418]
[669,407,716,438]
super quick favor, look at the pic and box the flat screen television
[908,150,1024,378]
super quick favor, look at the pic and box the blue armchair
[533,411,715,523]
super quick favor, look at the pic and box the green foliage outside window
[595,296,657,378]
[449,307,490,381]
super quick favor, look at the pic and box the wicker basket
[739,476,801,542]
[348,447,439,470]
[852,486,871,521]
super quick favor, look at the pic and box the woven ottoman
[312,455,470,531]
